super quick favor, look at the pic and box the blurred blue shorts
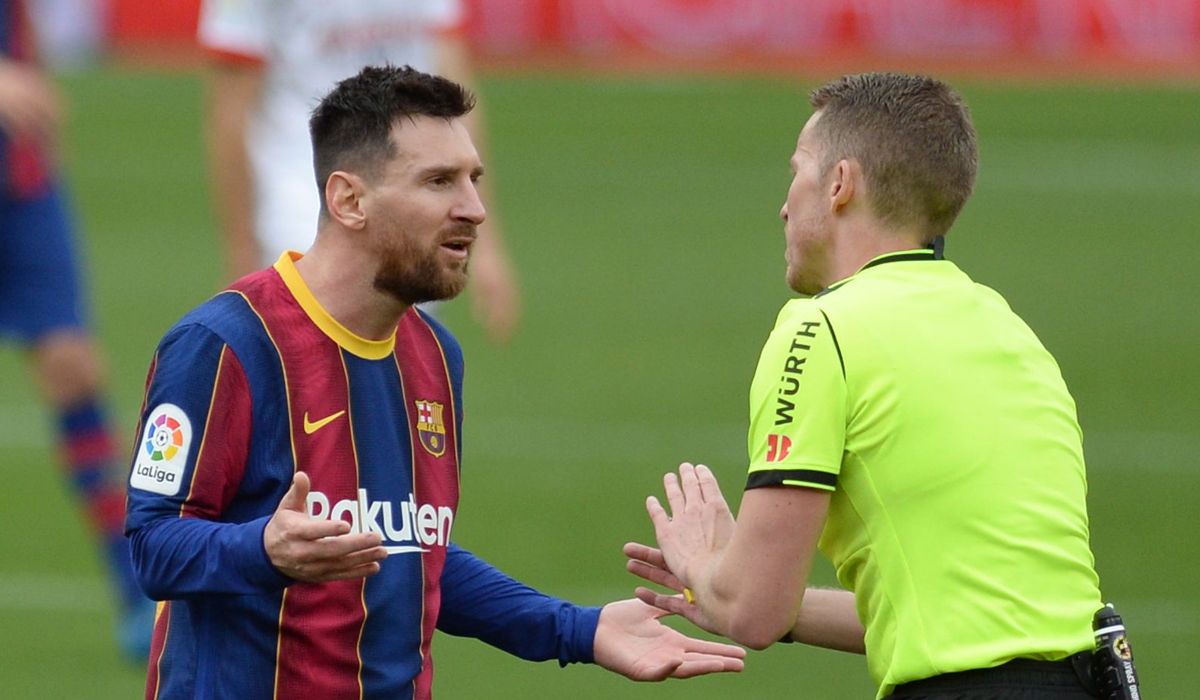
[0,183,90,343]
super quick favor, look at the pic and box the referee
[626,73,1107,699]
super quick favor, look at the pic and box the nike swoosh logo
[303,410,346,435]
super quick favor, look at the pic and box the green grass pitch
[0,67,1195,698]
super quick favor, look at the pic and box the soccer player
[626,73,1107,699]
[0,0,152,659]
[199,0,519,342]
[125,65,745,699]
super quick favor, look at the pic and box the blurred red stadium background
[108,0,1200,77]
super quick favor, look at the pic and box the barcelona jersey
[126,252,598,699]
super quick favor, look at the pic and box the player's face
[780,112,833,295]
[363,117,485,305]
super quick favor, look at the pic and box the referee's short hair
[309,64,476,215]
[809,73,978,240]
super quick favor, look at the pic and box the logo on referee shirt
[130,403,193,496]
[414,400,447,457]
[766,434,792,462]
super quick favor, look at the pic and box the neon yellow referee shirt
[746,249,1102,698]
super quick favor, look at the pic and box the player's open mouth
[440,238,474,259]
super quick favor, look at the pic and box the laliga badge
[130,403,194,496]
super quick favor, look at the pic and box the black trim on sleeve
[746,469,838,490]
[818,309,845,379]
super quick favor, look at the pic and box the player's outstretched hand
[264,472,387,582]
[593,598,745,681]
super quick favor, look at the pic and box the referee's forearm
[788,587,865,654]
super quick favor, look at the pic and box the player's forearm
[205,65,262,279]
[437,544,600,665]
[787,587,865,653]
[129,515,291,599]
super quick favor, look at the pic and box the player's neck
[293,246,409,341]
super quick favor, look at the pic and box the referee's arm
[689,484,830,649]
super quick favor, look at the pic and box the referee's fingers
[623,541,667,568]
[695,464,725,505]
[678,463,702,508]
[661,472,686,515]
[646,495,672,534]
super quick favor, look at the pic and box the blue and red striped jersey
[126,253,599,699]
[0,0,51,198]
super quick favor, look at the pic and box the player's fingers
[622,541,667,568]
[317,560,383,582]
[662,470,686,514]
[307,531,384,558]
[287,516,353,541]
[682,638,747,659]
[670,654,745,678]
[626,559,683,591]
[277,472,311,513]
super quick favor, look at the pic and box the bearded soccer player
[627,73,1109,699]
[124,65,744,699]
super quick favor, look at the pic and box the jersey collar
[273,251,397,359]
[814,241,944,299]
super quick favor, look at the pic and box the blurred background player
[198,0,520,343]
[0,0,151,660]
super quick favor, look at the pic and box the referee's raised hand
[263,471,388,582]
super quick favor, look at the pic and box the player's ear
[325,171,367,230]
[829,158,857,214]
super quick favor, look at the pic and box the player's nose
[455,183,486,225]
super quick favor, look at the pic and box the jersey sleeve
[436,544,601,665]
[745,300,847,491]
[198,0,269,63]
[125,323,290,599]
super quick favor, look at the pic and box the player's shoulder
[158,288,271,359]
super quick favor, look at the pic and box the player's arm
[437,544,744,680]
[126,324,385,599]
[204,60,264,281]
[198,0,268,280]
[434,32,521,343]
[126,323,287,598]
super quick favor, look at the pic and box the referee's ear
[324,170,368,230]
[828,158,859,215]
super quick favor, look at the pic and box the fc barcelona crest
[414,400,447,457]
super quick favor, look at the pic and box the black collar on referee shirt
[814,236,945,298]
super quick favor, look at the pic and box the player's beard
[373,223,474,305]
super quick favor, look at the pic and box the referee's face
[781,112,833,295]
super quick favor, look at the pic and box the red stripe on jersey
[398,310,461,699]
[245,276,365,699]
[179,346,252,520]
[146,602,170,700]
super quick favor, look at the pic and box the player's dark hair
[309,64,476,213]
[809,73,977,240]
